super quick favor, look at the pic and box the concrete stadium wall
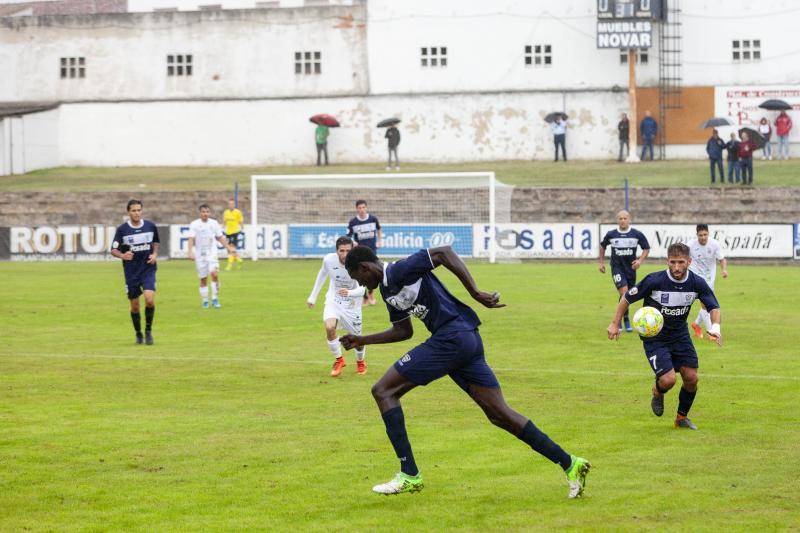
[2,187,798,226]
[56,90,641,165]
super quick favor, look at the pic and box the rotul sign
[0,225,170,260]
[10,225,116,254]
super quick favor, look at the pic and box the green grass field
[2,260,799,531]
[3,158,800,191]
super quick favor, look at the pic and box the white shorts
[323,301,362,335]
[705,277,716,291]
[195,255,219,278]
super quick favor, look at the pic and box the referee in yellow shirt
[223,199,244,270]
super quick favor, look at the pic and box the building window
[60,57,85,79]
[295,51,321,75]
[167,54,193,76]
[619,49,648,64]
[732,39,761,62]
[420,46,447,68]
[524,45,552,67]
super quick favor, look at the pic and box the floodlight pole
[626,49,641,163]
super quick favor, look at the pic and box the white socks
[327,339,342,358]
[199,286,209,302]
[211,281,219,299]
[356,348,365,361]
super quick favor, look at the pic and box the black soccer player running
[607,243,722,430]
[599,210,650,332]
[341,245,591,498]
[110,199,160,345]
[347,199,382,305]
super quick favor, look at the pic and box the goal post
[249,172,512,263]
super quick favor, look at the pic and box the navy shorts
[611,264,636,289]
[642,332,698,378]
[226,232,241,247]
[124,266,157,300]
[394,329,500,392]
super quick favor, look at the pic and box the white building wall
[21,108,59,172]
[56,91,628,165]
[0,110,59,176]
[0,5,368,102]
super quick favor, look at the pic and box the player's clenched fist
[340,334,363,350]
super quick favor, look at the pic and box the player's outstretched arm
[607,298,629,340]
[428,246,505,308]
[707,308,722,346]
[340,317,413,350]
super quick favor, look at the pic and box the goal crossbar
[250,171,499,262]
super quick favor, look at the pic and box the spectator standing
[551,116,567,162]
[758,117,773,160]
[725,133,741,184]
[706,129,726,185]
[315,124,330,166]
[640,110,657,161]
[775,111,793,160]
[385,125,401,171]
[736,131,758,185]
[617,113,630,162]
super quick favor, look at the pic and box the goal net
[249,172,512,263]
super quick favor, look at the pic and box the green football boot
[372,472,424,495]
[566,455,591,499]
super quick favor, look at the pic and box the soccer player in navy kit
[347,199,382,305]
[607,243,722,430]
[110,199,160,345]
[341,246,591,498]
[599,210,650,332]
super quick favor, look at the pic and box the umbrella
[738,127,765,149]
[377,117,401,128]
[544,112,567,123]
[309,114,340,127]
[699,117,734,129]
[758,99,792,111]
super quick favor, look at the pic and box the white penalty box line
[5,353,800,382]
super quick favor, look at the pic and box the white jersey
[307,253,365,311]
[188,218,224,259]
[688,237,724,285]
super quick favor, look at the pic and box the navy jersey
[348,214,381,251]
[625,269,719,340]
[380,249,480,334]
[111,220,160,275]
[601,228,650,267]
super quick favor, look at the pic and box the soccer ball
[632,306,664,337]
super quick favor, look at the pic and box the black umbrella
[544,112,567,123]
[699,117,734,129]
[758,99,792,111]
[377,117,401,128]
[739,127,765,149]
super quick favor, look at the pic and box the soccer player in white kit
[187,204,233,309]
[307,236,367,377]
[688,224,728,338]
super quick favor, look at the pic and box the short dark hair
[355,199,367,208]
[696,223,709,233]
[345,245,378,272]
[127,199,142,211]
[199,204,210,210]
[667,243,691,258]
[335,236,353,249]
